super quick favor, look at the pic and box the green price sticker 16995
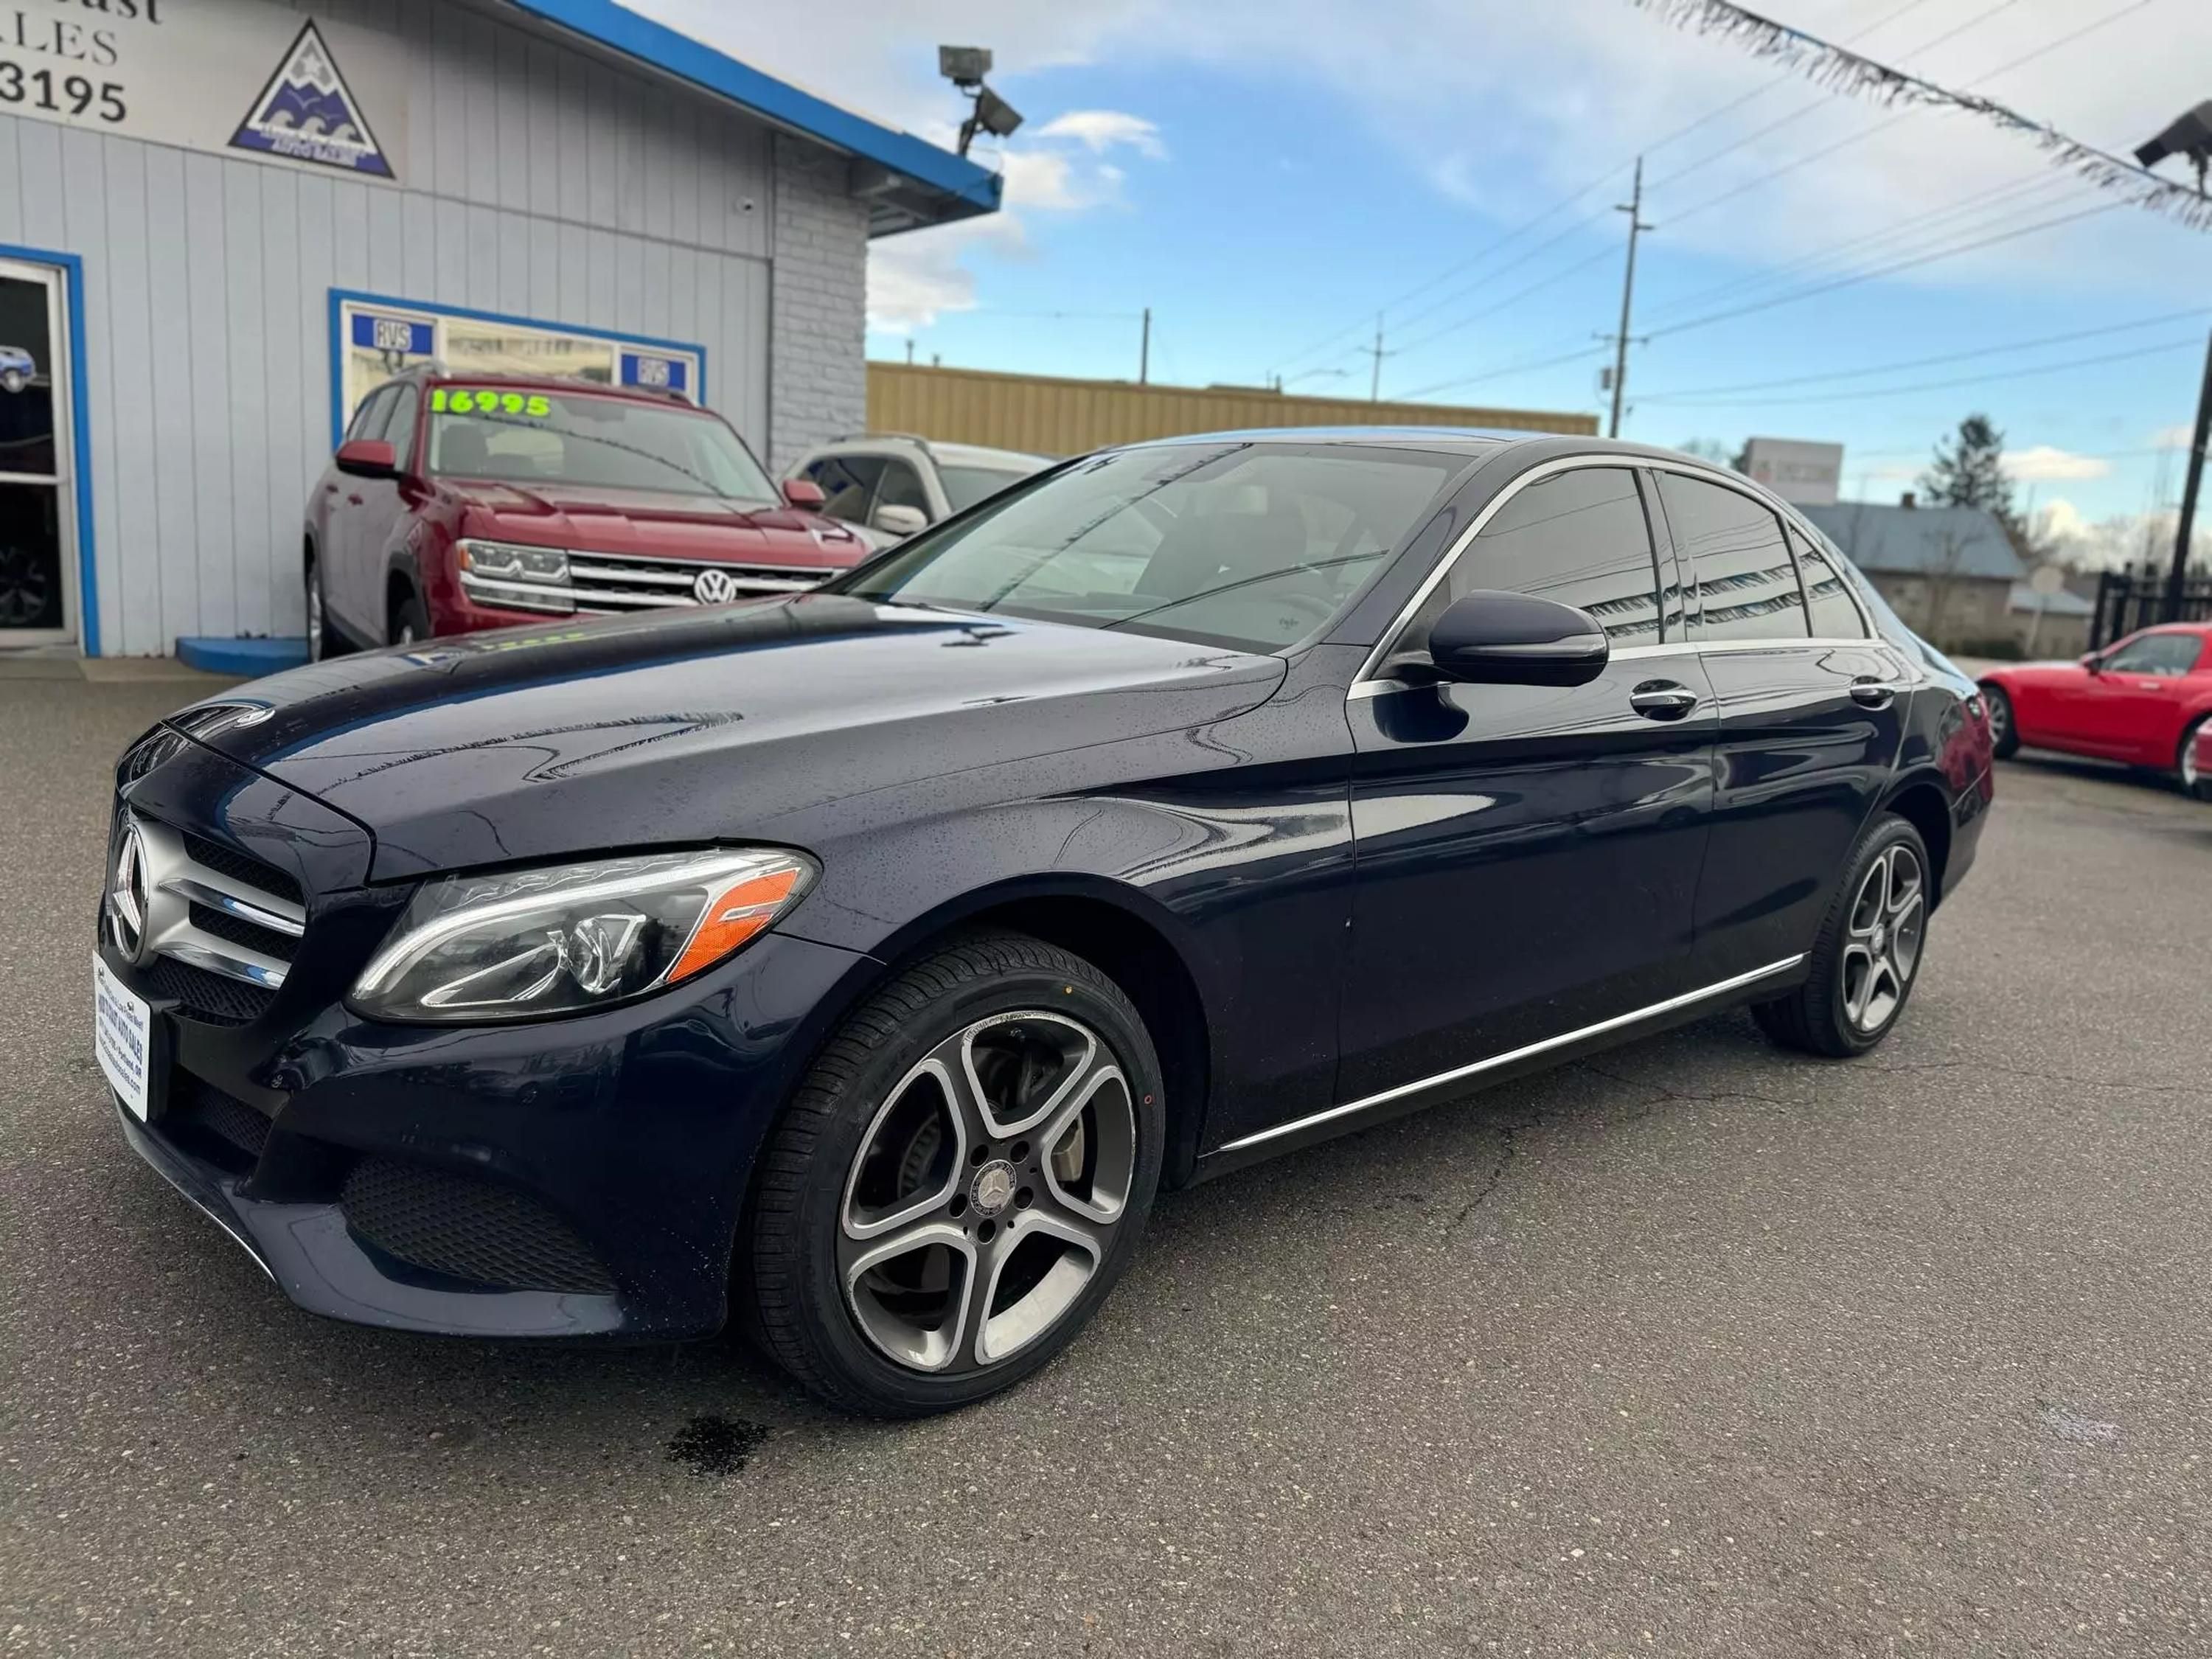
[431,389,552,417]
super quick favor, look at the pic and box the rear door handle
[1629,681,1700,721]
[1848,677,1902,709]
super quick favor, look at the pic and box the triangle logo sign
[229,20,393,178]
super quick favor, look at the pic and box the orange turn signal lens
[665,866,804,985]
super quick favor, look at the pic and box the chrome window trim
[1350,454,1884,695]
[1211,954,1806,1155]
[1350,455,1655,689]
[1643,459,1877,643]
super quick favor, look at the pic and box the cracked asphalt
[4,675,2211,1658]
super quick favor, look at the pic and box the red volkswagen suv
[305,369,867,654]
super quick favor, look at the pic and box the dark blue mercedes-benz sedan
[94,431,1995,1416]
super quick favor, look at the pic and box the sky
[631,0,2212,563]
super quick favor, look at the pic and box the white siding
[0,0,813,655]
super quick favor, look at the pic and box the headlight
[351,848,815,1023]
[457,540,574,613]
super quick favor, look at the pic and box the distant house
[2006,582,2094,659]
[1802,498,2025,651]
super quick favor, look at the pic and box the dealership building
[0,0,998,662]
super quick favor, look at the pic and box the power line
[1644,335,2202,408]
[1394,342,1615,403]
[1646,199,2122,339]
[1639,306,2212,402]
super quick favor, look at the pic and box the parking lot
[3,669,2209,1658]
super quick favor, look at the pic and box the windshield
[425,388,779,501]
[838,442,1457,652]
[937,463,1039,514]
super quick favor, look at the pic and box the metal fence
[2089,571,2212,649]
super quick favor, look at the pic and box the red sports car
[1978,623,2212,792]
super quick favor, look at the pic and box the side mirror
[872,502,930,539]
[782,477,827,509]
[335,438,398,479]
[1425,590,1609,688]
[2079,651,2103,673]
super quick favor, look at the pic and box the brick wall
[769,136,871,473]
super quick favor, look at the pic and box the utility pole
[1365,313,1385,403]
[2164,326,2212,620]
[1607,157,1653,441]
[1139,307,1151,385]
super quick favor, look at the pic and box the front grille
[188,902,297,962]
[144,955,276,1026]
[340,1157,616,1295]
[180,831,302,907]
[567,550,835,612]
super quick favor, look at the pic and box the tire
[0,369,24,394]
[1752,813,1933,1059]
[390,591,429,648]
[2182,715,2211,801]
[1982,683,2020,759]
[745,931,1165,1417]
[305,556,352,661]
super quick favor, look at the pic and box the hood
[178,597,1287,881]
[444,481,866,571]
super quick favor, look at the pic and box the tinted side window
[1446,466,1663,645]
[1658,473,1808,642]
[2104,633,2202,675]
[1788,526,1867,639]
[808,455,883,522]
[877,459,930,514]
[383,386,419,469]
[347,384,396,443]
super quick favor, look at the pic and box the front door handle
[1848,676,1902,709]
[1629,681,1700,721]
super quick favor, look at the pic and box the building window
[336,295,703,438]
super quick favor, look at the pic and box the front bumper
[110,927,869,1339]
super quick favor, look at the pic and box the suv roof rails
[832,431,937,456]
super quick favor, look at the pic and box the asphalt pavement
[4,672,2211,1658]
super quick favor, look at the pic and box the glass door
[0,260,76,646]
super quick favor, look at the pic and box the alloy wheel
[838,1010,1137,1375]
[2183,730,2202,791]
[1986,691,2009,747]
[307,568,325,658]
[1840,843,1925,1034]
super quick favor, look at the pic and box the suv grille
[340,1157,616,1295]
[567,551,832,611]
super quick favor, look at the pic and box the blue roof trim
[504,0,1001,225]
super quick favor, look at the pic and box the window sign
[620,352,689,394]
[335,295,703,441]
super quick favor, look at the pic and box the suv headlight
[351,849,815,1023]
[458,540,574,613]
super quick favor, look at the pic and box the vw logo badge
[107,822,150,961]
[692,567,742,606]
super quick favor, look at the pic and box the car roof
[1103,428,1749,469]
[389,365,695,406]
[931,442,1052,469]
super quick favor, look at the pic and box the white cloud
[2003,446,2112,483]
[2150,424,2195,450]
[1035,109,1167,159]
[629,0,2212,327]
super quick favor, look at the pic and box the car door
[1338,461,1718,1102]
[2064,630,2206,763]
[1649,467,1910,985]
[325,383,397,639]
[359,383,420,643]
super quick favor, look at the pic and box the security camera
[973,86,1023,141]
[939,46,991,88]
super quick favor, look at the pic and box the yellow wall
[864,361,1599,456]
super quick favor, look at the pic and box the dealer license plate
[93,954,154,1120]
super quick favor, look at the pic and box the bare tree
[1921,524,1990,645]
